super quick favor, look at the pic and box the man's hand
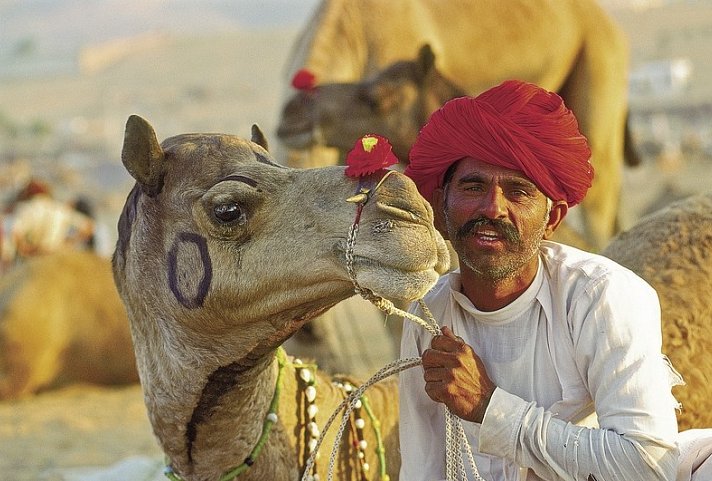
[422,326,496,423]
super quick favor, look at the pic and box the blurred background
[0,0,320,258]
[0,1,711,479]
[1,0,711,255]
[0,0,712,481]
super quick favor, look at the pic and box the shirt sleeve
[478,270,680,481]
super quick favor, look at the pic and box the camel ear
[416,44,436,78]
[121,115,166,197]
[251,124,269,151]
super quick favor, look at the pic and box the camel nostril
[372,219,395,234]
[375,201,427,224]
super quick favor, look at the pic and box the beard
[448,214,547,282]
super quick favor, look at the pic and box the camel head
[277,44,466,164]
[112,115,449,472]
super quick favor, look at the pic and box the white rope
[301,187,487,481]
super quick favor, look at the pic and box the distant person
[0,178,95,273]
[71,195,97,250]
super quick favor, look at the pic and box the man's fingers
[422,347,455,368]
[431,330,465,352]
[441,325,458,338]
[423,366,448,383]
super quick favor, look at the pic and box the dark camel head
[277,44,466,164]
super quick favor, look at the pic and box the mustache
[456,217,520,243]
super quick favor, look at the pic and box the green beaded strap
[361,394,389,481]
[164,347,288,481]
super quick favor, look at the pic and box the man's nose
[480,187,508,219]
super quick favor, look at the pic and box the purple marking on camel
[167,232,213,309]
[115,185,141,263]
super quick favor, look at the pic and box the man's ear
[431,187,449,240]
[543,200,569,239]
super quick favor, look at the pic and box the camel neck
[149,349,279,480]
[164,349,288,481]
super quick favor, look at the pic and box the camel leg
[558,19,629,251]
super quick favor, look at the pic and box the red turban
[405,79,593,206]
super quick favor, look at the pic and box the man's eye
[506,187,533,197]
[214,203,243,223]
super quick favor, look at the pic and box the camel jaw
[276,127,316,149]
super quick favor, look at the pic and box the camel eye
[214,203,244,224]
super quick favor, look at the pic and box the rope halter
[335,170,486,481]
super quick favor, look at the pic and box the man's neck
[459,257,539,312]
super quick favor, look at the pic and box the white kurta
[399,241,681,481]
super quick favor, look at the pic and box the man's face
[436,157,552,281]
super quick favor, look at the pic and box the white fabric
[399,241,681,481]
[11,195,93,254]
[677,429,712,481]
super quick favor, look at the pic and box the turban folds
[404,79,593,206]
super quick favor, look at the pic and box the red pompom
[291,69,317,91]
[345,134,399,177]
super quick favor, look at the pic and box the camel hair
[277,0,637,252]
[602,192,712,431]
[112,115,450,481]
[0,250,137,399]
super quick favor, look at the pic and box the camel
[112,115,450,481]
[278,0,633,252]
[0,250,137,399]
[602,192,712,431]
[278,44,464,170]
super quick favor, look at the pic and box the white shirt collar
[447,257,544,324]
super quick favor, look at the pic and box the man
[399,80,681,480]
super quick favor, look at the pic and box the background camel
[0,250,137,399]
[278,0,632,252]
[112,115,450,481]
[278,0,633,378]
[279,44,603,252]
[278,44,464,170]
[602,192,712,431]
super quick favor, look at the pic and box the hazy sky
[0,0,320,55]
